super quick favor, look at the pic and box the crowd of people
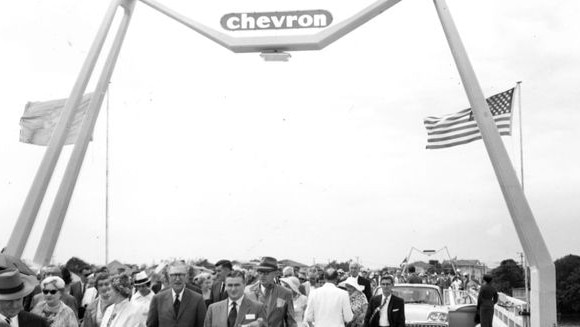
[0,256,496,327]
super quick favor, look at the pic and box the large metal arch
[4,0,556,325]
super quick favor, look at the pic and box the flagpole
[517,81,524,191]
[105,83,110,265]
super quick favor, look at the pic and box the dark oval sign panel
[221,10,333,31]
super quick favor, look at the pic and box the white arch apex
[138,0,402,53]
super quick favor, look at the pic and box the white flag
[19,93,93,146]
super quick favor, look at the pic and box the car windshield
[392,287,442,305]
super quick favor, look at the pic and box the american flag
[423,87,515,149]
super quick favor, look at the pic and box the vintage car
[392,283,449,326]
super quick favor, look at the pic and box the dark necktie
[228,301,237,327]
[174,294,181,316]
[220,282,226,299]
[4,317,11,326]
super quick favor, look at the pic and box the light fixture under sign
[260,51,291,62]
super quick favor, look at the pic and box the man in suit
[209,260,232,305]
[363,275,405,327]
[304,268,353,327]
[245,257,296,327]
[147,263,207,327]
[0,269,49,327]
[205,270,266,327]
[69,265,92,320]
[349,262,372,301]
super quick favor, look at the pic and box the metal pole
[105,83,111,265]
[517,81,524,191]
[432,1,556,326]
[4,0,123,259]
[33,0,137,266]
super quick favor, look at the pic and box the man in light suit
[363,275,405,327]
[205,270,266,327]
[147,263,207,327]
[304,268,353,327]
[245,257,296,327]
[209,260,232,306]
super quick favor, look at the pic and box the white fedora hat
[0,269,38,300]
[133,271,150,286]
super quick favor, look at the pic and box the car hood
[405,303,448,322]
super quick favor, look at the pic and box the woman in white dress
[100,274,144,327]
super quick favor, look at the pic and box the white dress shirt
[0,313,19,327]
[378,294,391,327]
[228,296,244,315]
[171,288,185,302]
[304,282,353,327]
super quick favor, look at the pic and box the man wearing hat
[0,269,49,327]
[131,271,154,323]
[244,257,296,327]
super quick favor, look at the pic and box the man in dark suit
[349,262,372,301]
[364,275,405,327]
[209,260,232,306]
[147,263,207,327]
[0,269,50,327]
[205,270,266,327]
[244,257,296,327]
[69,265,92,319]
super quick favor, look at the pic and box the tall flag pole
[517,81,524,191]
[105,84,111,265]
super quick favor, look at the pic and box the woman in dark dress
[476,274,498,327]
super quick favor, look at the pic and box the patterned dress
[32,300,79,327]
[348,291,368,327]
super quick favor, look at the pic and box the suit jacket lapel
[177,290,191,320]
[387,295,395,325]
[235,297,249,326]
[218,300,228,327]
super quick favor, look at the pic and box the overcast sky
[1,0,579,269]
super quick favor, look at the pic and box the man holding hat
[245,257,296,327]
[0,269,49,327]
[131,271,154,323]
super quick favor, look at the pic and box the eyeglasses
[169,273,186,278]
[381,283,393,286]
[42,290,58,295]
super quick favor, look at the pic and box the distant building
[453,259,487,280]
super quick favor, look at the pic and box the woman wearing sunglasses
[31,276,79,326]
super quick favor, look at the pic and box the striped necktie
[5,317,11,326]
